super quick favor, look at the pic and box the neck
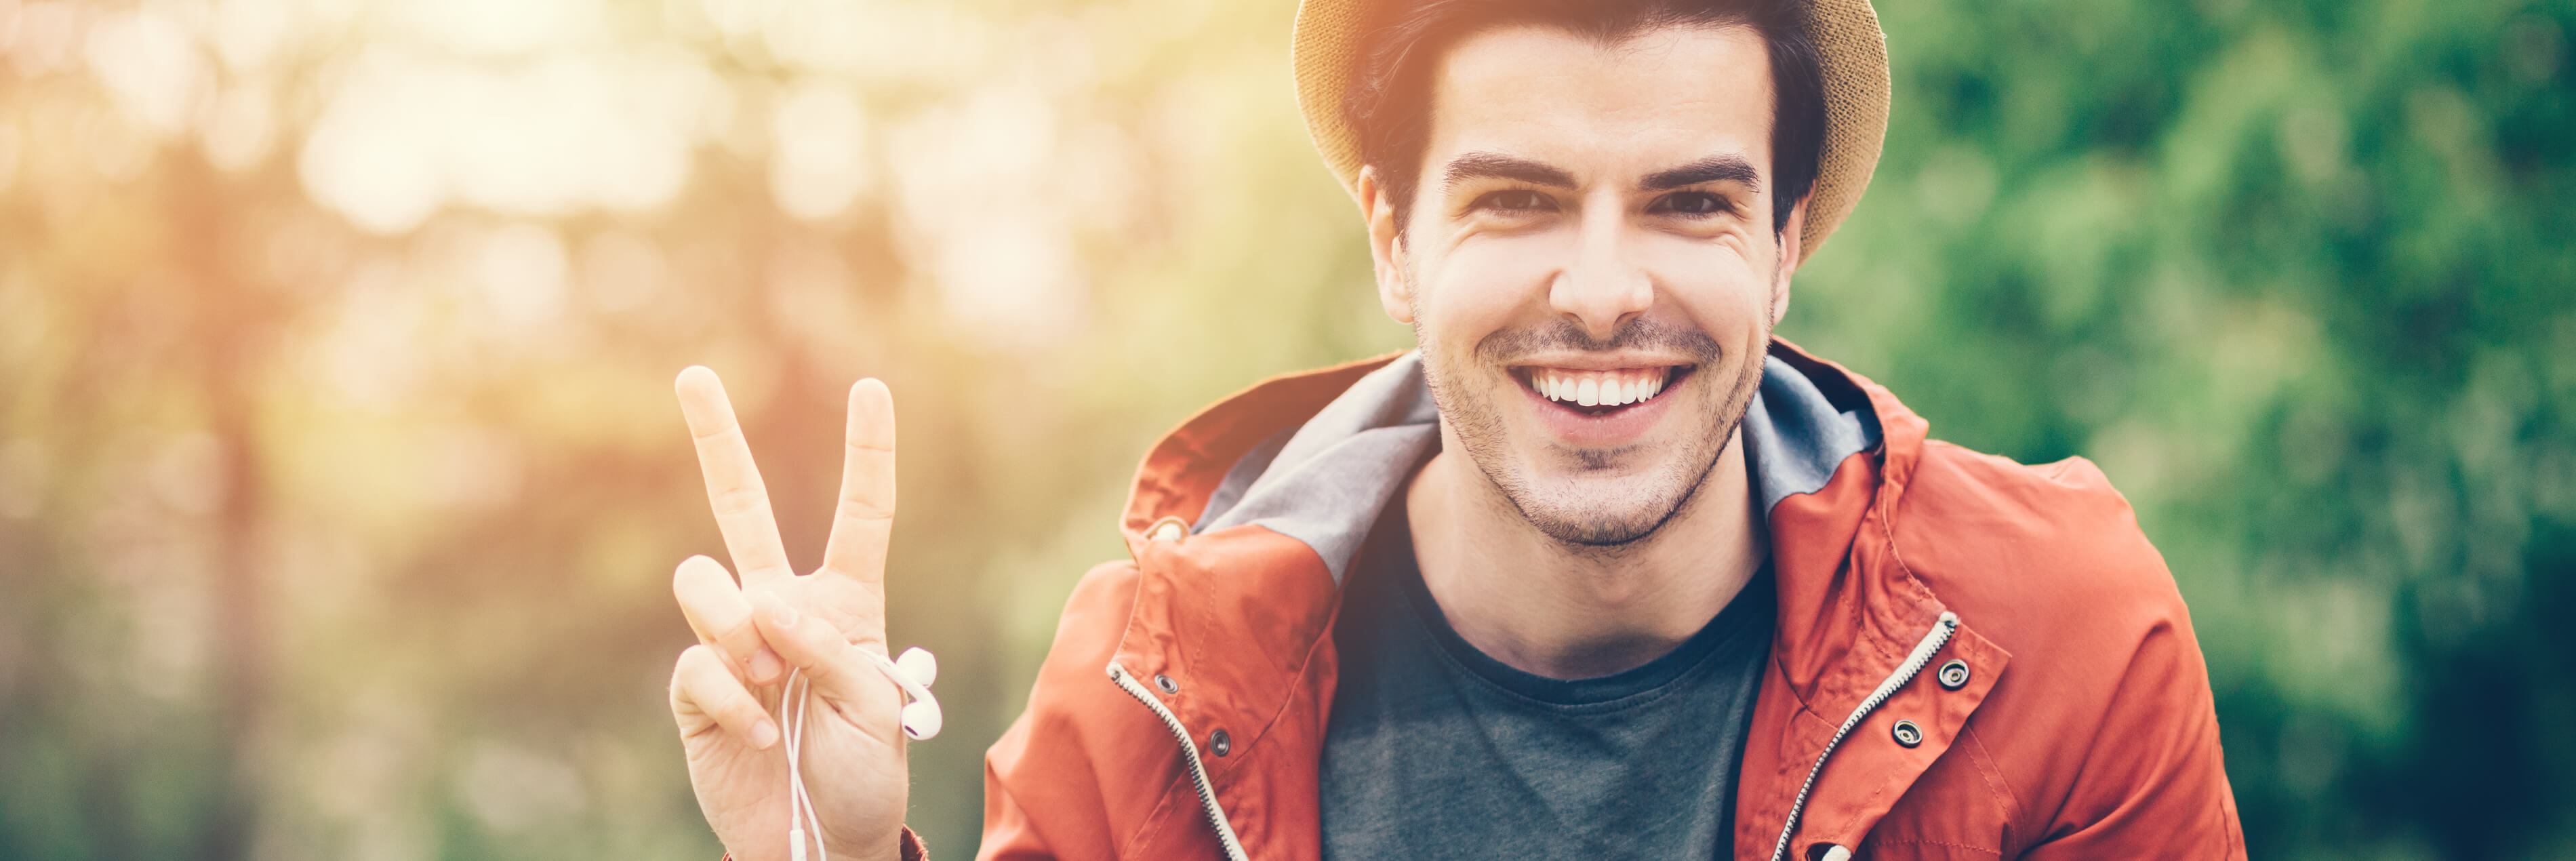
[1405,425,1767,680]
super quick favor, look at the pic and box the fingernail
[750,718,780,750]
[750,648,784,682]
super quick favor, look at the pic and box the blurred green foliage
[0,0,2567,859]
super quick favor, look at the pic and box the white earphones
[780,645,942,861]
[864,647,944,740]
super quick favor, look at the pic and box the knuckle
[836,502,896,524]
[673,554,724,580]
[777,620,842,662]
[710,485,769,517]
[678,644,733,681]
[688,420,738,444]
[677,643,717,670]
[676,652,748,700]
[671,565,723,601]
[715,614,763,649]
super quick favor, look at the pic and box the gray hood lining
[1193,350,1880,584]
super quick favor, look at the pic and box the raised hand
[666,366,909,861]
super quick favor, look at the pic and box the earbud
[861,646,943,741]
[901,701,942,740]
[895,646,937,687]
[780,644,944,861]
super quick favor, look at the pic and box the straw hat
[1292,0,1889,264]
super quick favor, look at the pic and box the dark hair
[1343,0,1824,236]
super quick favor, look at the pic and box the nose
[1546,201,1652,342]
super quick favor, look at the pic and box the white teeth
[1531,369,1676,405]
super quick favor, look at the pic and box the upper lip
[1506,354,1697,372]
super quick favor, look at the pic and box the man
[662,0,2247,858]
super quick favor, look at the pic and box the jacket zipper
[1108,661,1252,861]
[1767,612,1960,861]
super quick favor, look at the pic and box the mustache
[1474,317,1723,365]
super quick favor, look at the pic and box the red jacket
[975,340,2244,860]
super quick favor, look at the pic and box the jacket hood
[1140,341,1887,580]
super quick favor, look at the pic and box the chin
[1503,452,1711,546]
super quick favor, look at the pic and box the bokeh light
[1,0,2570,859]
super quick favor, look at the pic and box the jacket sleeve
[975,752,1067,861]
[973,560,1173,861]
[899,828,929,860]
[2017,609,2246,860]
[716,828,925,861]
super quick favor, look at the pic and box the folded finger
[748,589,883,708]
[672,555,785,685]
[670,645,780,750]
[675,366,795,587]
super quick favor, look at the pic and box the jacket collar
[1112,337,1918,701]
[1168,344,1886,580]
[1106,338,2005,860]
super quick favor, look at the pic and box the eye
[1472,188,1554,214]
[1654,191,1732,216]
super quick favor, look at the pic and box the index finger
[675,366,795,587]
[818,378,895,584]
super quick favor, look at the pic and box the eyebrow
[1643,155,1763,193]
[1443,151,1765,195]
[1443,151,1577,192]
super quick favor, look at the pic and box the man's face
[1368,23,1802,546]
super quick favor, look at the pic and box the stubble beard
[1411,297,1769,553]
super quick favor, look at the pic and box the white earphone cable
[778,647,940,861]
[783,670,827,861]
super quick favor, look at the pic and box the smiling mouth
[1519,365,1691,415]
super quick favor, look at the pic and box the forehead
[1424,24,1775,179]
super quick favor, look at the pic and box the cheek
[1415,237,1563,347]
[1641,241,1772,335]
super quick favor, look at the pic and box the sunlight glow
[769,79,870,220]
[299,48,712,232]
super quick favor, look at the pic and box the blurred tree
[1796,0,2576,856]
[0,0,2565,860]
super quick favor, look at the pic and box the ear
[1769,197,1809,327]
[1359,166,1414,325]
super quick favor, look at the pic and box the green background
[0,0,2568,858]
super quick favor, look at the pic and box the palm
[666,369,912,861]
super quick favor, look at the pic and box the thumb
[748,590,897,723]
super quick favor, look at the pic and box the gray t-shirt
[1319,502,1776,860]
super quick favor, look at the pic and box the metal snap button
[1154,673,1180,694]
[1937,658,1971,690]
[1891,719,1924,748]
[1209,728,1232,757]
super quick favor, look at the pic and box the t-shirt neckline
[1369,502,1777,708]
